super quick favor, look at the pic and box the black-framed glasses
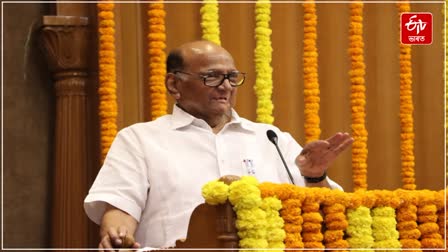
[174,70,246,87]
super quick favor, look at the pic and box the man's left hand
[296,132,354,178]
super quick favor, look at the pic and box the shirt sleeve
[84,127,150,224]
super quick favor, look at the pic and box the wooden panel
[115,3,145,128]
[114,2,445,191]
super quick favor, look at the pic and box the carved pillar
[40,16,90,248]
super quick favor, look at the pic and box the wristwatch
[303,171,327,183]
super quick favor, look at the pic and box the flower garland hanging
[254,0,274,124]
[349,2,368,191]
[229,176,269,249]
[281,198,304,248]
[322,190,349,248]
[261,197,286,249]
[371,207,401,248]
[346,206,374,250]
[147,2,168,121]
[97,2,118,161]
[435,190,445,239]
[201,179,229,205]
[202,180,445,249]
[260,182,305,248]
[200,0,221,45]
[301,188,324,249]
[397,2,417,190]
[303,0,321,143]
[417,192,444,248]
[395,189,421,248]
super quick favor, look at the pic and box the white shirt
[84,105,341,248]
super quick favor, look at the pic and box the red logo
[401,12,433,45]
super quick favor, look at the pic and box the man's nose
[217,77,233,90]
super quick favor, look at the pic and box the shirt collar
[170,104,255,132]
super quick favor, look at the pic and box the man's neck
[207,114,231,134]
[175,104,232,134]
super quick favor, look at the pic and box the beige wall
[116,2,445,192]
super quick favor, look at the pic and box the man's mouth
[213,97,228,101]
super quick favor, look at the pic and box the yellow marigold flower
[200,0,221,45]
[201,180,229,205]
[239,237,268,249]
[254,0,274,124]
[238,228,267,239]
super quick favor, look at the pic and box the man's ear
[166,73,181,100]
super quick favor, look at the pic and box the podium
[173,176,446,250]
[131,175,445,250]
[175,202,239,250]
[175,175,239,250]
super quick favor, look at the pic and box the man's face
[175,45,238,121]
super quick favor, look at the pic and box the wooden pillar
[39,15,90,248]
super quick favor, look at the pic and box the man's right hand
[99,204,140,251]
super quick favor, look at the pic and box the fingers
[301,133,353,157]
[297,132,353,177]
[116,226,129,246]
[301,140,330,155]
[325,132,353,152]
[332,135,354,155]
[99,235,114,251]
[108,228,123,248]
[100,226,134,250]
[132,242,141,249]
[326,132,350,147]
[325,132,344,146]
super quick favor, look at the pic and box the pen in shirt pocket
[242,158,256,176]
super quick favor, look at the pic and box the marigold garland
[436,190,446,251]
[229,176,269,249]
[201,181,445,249]
[322,190,349,249]
[395,189,421,248]
[303,0,321,143]
[349,2,368,191]
[397,2,417,190]
[346,206,374,250]
[371,207,401,248]
[201,180,229,205]
[200,0,221,45]
[261,197,286,249]
[229,176,261,210]
[417,191,444,248]
[97,3,118,161]
[147,3,168,121]
[301,188,324,249]
[260,182,305,248]
[254,0,274,124]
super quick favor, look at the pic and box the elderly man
[84,40,353,250]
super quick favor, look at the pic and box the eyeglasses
[174,70,246,87]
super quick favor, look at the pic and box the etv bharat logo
[401,12,433,45]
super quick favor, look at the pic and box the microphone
[266,130,295,184]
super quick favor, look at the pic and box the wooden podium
[120,175,446,251]
[175,175,240,251]
[174,201,239,251]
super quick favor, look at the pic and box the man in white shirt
[84,40,353,250]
